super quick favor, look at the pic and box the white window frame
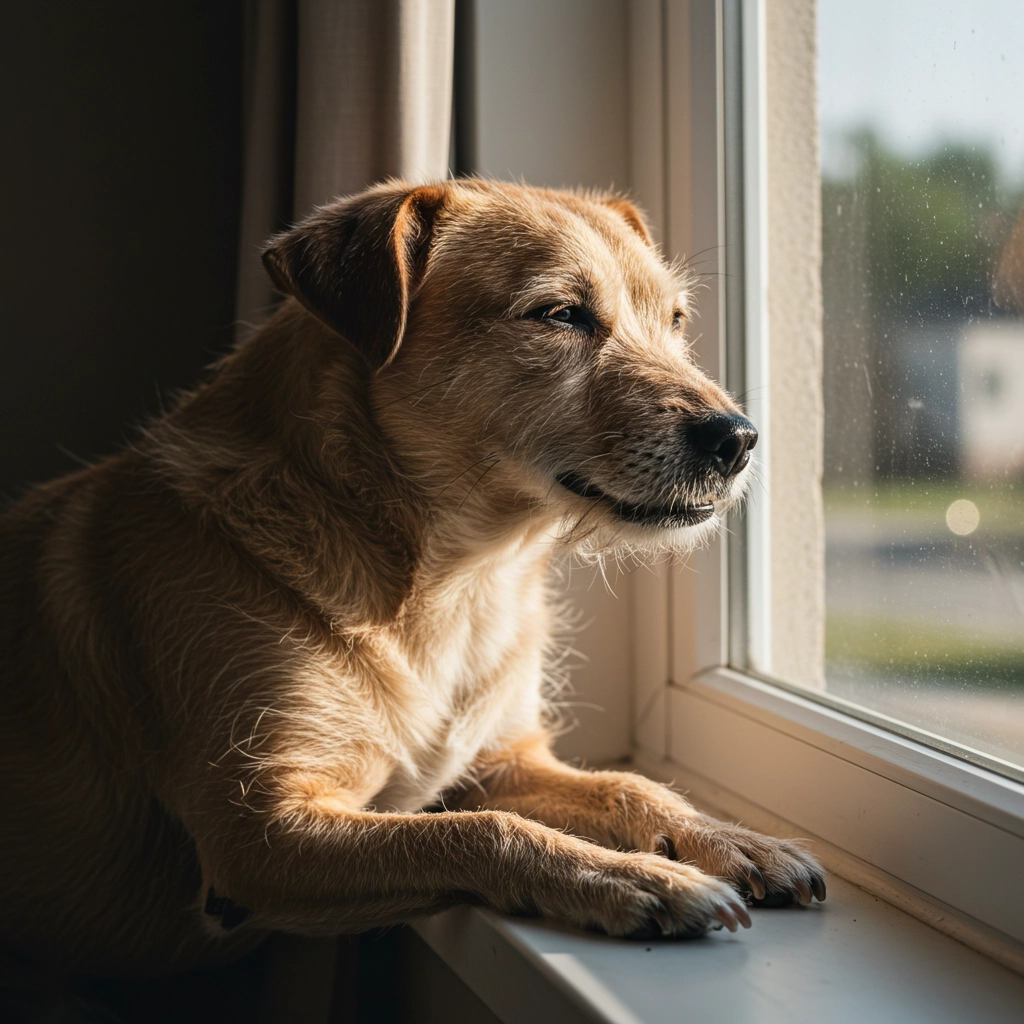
[629,0,1024,973]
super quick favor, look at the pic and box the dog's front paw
[566,771,825,908]
[533,849,751,939]
[655,816,826,908]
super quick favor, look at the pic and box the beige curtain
[236,0,456,336]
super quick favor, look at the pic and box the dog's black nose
[691,414,758,478]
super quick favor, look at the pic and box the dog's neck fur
[149,303,559,644]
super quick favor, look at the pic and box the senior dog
[0,179,824,980]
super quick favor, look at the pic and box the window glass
[818,0,1024,773]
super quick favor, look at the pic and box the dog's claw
[649,898,673,936]
[715,901,751,933]
[794,880,812,906]
[716,906,739,932]
[811,876,827,902]
[654,834,676,859]
[731,901,752,929]
[746,865,766,901]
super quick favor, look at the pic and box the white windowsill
[413,874,1024,1024]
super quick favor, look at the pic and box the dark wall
[0,2,243,499]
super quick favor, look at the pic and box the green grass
[826,614,1024,687]
[824,480,1024,538]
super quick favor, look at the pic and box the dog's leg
[460,737,826,907]
[191,803,751,940]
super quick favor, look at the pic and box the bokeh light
[945,499,980,536]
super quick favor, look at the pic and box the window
[816,0,1024,779]
[628,0,1024,972]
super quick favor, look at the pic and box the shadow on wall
[0,3,244,499]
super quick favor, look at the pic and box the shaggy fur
[0,179,823,982]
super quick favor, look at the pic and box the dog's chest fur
[360,543,552,812]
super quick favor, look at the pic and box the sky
[818,0,1024,186]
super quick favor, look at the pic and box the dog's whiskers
[458,457,504,510]
[376,372,459,411]
[432,450,503,501]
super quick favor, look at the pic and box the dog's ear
[262,182,447,371]
[601,196,654,246]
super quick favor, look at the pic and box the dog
[0,178,824,981]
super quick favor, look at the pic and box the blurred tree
[833,129,1020,319]
[821,130,1024,480]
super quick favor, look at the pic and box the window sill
[653,668,1024,972]
[413,874,1024,1024]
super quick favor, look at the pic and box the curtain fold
[235,0,297,335]
[236,0,455,335]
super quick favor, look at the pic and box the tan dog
[0,179,823,980]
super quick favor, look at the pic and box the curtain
[235,0,456,336]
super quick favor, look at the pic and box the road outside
[823,482,1024,770]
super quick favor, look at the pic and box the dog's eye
[524,304,595,333]
[672,309,687,330]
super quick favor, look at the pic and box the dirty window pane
[819,0,1024,774]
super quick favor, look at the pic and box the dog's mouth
[556,472,716,528]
